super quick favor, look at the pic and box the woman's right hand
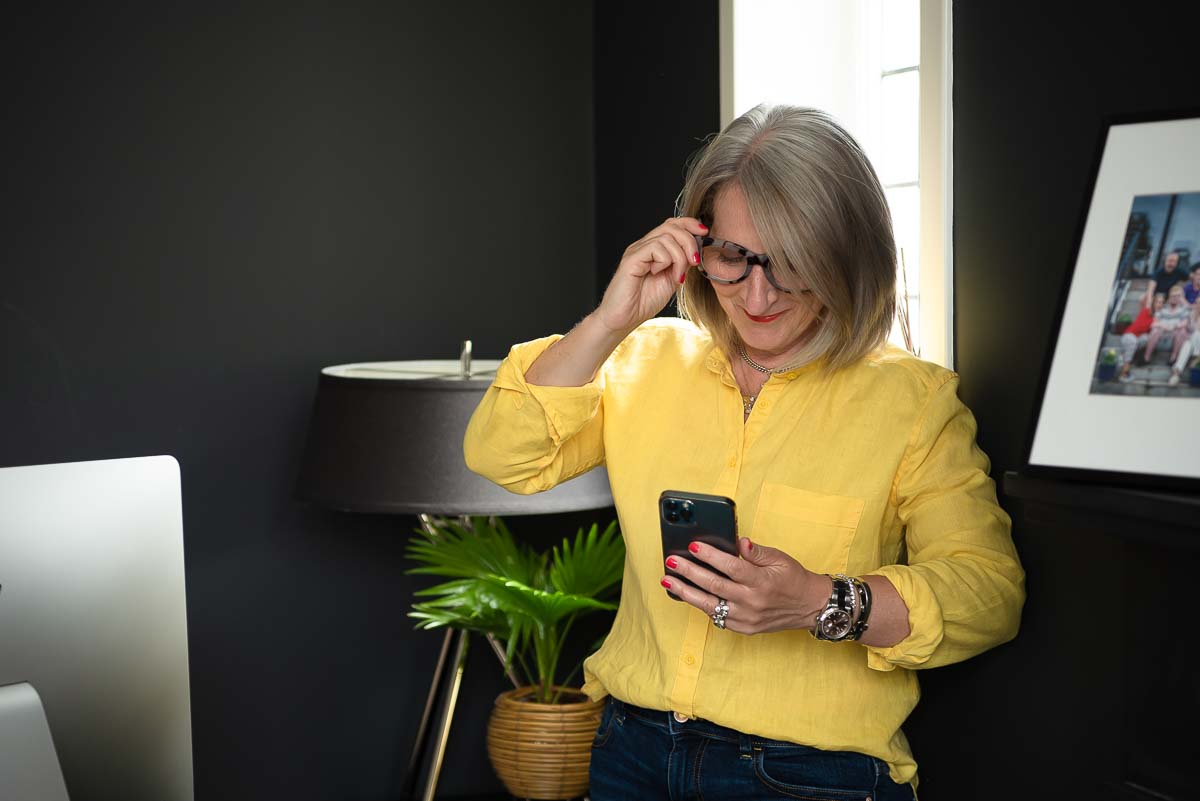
[595,217,709,335]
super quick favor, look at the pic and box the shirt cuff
[863,565,945,671]
[492,335,605,447]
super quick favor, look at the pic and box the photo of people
[1090,190,1200,396]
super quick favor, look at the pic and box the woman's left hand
[662,537,831,634]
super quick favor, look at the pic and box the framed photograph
[1025,108,1200,491]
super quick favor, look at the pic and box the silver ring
[711,598,729,629]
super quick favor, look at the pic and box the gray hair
[676,104,897,371]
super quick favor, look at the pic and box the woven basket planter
[486,685,604,800]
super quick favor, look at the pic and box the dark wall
[940,2,1200,799]
[1,4,595,800]
[592,2,721,300]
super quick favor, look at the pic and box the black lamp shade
[294,360,613,515]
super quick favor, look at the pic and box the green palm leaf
[549,521,624,600]
[409,579,513,636]
[405,516,542,586]
[489,577,617,627]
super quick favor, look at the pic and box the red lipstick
[745,310,784,323]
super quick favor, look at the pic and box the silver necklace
[737,344,804,375]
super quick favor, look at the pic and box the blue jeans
[589,697,916,801]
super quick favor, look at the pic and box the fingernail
[679,271,686,284]
[745,538,753,551]
[666,557,678,569]
[661,578,672,589]
[692,252,700,264]
[688,542,700,554]
[699,223,709,231]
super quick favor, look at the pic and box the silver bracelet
[852,576,872,640]
[834,573,858,629]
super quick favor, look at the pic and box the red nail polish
[692,252,700,264]
[688,542,700,554]
[746,539,753,551]
[679,271,686,284]
[699,223,709,231]
[661,578,672,589]
[666,557,678,569]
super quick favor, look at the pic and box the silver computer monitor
[0,455,194,801]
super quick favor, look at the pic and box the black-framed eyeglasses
[694,235,799,294]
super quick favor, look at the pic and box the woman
[464,105,1024,800]
[1144,283,1192,366]
[1118,292,1164,382]
[1167,298,1200,386]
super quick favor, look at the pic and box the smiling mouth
[744,310,784,323]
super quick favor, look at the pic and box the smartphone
[659,490,739,601]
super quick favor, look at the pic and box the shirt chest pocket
[750,483,865,575]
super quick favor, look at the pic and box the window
[720,0,952,366]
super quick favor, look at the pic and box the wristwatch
[813,575,856,641]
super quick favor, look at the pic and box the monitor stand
[0,682,71,801]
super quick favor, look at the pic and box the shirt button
[684,654,696,666]
[758,399,769,409]
[673,711,690,723]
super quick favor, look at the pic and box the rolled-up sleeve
[865,374,1025,672]
[463,335,607,495]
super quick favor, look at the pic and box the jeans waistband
[608,697,811,750]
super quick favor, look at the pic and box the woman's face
[709,185,824,364]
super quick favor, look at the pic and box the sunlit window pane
[731,0,857,124]
[878,71,919,186]
[890,295,921,353]
[881,0,920,72]
[886,185,920,288]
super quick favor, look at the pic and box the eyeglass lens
[699,241,754,280]
[698,239,791,292]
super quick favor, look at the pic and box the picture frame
[1024,108,1200,492]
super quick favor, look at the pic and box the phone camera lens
[665,499,679,510]
[680,501,694,522]
[666,511,680,523]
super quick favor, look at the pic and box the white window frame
[918,0,952,368]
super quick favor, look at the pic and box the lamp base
[404,626,469,801]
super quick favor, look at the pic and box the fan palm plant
[405,516,624,704]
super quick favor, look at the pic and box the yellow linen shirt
[463,317,1025,787]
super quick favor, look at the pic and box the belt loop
[737,733,753,759]
[610,697,626,725]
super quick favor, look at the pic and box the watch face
[818,608,852,638]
